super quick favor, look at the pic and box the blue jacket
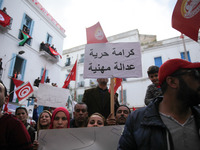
[118,97,200,150]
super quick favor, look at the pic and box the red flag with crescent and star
[15,82,34,102]
[49,46,62,59]
[172,0,200,41]
[0,10,11,27]
[86,22,108,44]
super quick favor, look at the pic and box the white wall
[62,30,200,108]
[0,0,66,89]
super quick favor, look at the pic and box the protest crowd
[0,58,200,150]
[1,1,200,150]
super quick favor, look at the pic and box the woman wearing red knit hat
[49,107,70,129]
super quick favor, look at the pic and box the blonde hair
[87,112,105,125]
[37,110,52,132]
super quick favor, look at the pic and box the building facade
[62,29,200,108]
[0,0,66,92]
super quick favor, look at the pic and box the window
[19,13,34,45]
[154,56,162,67]
[90,79,97,87]
[65,57,71,66]
[8,53,27,81]
[46,33,52,45]
[64,74,70,88]
[122,78,126,81]
[0,0,3,9]
[40,68,48,81]
[180,51,191,62]
[119,90,127,104]
[78,94,83,103]
[79,54,84,63]
[78,74,84,87]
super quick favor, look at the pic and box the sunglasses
[171,69,200,80]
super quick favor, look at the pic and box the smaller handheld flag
[63,60,77,88]
[86,22,108,44]
[15,82,34,102]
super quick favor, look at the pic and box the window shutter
[8,54,16,77]
[21,59,27,81]
[0,0,3,9]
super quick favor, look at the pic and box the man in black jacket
[82,78,110,118]
[118,58,200,150]
[70,102,88,128]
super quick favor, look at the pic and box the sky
[37,0,179,50]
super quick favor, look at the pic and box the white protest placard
[84,42,142,78]
[36,84,70,108]
[38,125,124,150]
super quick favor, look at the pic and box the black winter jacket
[118,97,200,150]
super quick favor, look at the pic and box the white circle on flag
[95,27,104,40]
[18,86,31,98]
[0,14,5,21]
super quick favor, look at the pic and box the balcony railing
[39,42,59,63]
[0,10,13,30]
[78,81,85,87]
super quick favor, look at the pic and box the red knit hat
[159,58,200,85]
[49,107,70,129]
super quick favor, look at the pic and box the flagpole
[110,78,114,115]
[181,34,189,61]
[74,56,78,101]
[121,84,123,104]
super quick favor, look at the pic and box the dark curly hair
[147,66,159,75]
[0,80,8,97]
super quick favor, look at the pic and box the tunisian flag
[15,82,34,102]
[63,60,77,88]
[0,10,11,27]
[86,22,108,44]
[49,46,62,59]
[172,0,200,41]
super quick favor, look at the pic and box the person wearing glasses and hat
[118,58,200,150]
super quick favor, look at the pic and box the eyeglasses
[171,69,200,80]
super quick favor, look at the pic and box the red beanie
[49,107,70,129]
[159,58,200,85]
